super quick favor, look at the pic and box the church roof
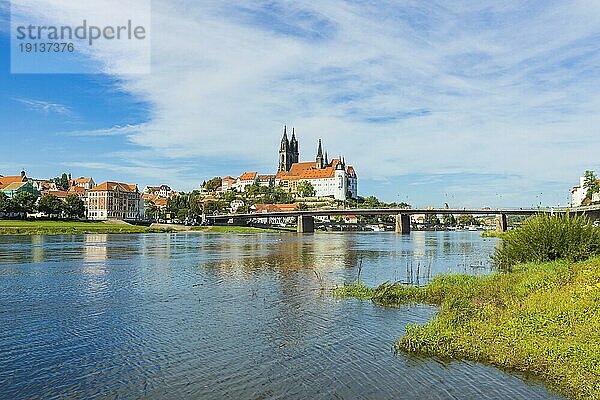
[278,159,342,180]
[238,172,257,181]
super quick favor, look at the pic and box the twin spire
[278,126,333,172]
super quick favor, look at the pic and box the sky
[1,0,599,207]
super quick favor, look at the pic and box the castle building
[275,127,357,200]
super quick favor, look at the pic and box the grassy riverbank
[334,257,600,399]
[0,220,173,235]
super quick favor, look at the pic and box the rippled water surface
[0,232,561,399]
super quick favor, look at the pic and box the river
[0,231,562,399]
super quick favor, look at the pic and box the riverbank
[0,220,174,235]
[0,220,296,235]
[334,257,600,400]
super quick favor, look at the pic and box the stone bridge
[204,206,590,234]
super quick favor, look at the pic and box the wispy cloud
[62,124,143,137]
[14,98,73,116]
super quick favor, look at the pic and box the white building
[236,172,257,192]
[144,184,173,198]
[571,176,600,207]
[275,158,356,201]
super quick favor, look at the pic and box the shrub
[492,213,600,271]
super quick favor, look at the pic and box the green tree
[425,213,440,226]
[53,173,70,191]
[442,214,456,226]
[38,194,64,217]
[145,203,159,220]
[457,214,478,226]
[203,177,222,192]
[13,192,37,214]
[583,170,599,201]
[0,192,10,213]
[363,196,380,208]
[297,181,316,198]
[204,200,229,215]
[64,194,85,219]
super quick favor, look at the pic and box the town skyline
[2,2,599,207]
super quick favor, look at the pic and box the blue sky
[1,0,599,207]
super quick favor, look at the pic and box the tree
[0,192,10,213]
[53,173,70,191]
[583,170,599,201]
[425,213,440,226]
[38,194,64,217]
[145,203,159,220]
[203,177,222,192]
[64,194,86,219]
[362,196,380,208]
[457,214,478,226]
[297,181,316,198]
[12,192,37,214]
[442,214,456,226]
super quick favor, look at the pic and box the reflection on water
[0,232,561,399]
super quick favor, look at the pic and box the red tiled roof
[42,190,69,199]
[89,182,138,192]
[68,186,86,195]
[253,203,299,213]
[279,160,340,180]
[0,175,27,189]
[238,172,257,181]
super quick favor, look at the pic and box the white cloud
[11,1,600,205]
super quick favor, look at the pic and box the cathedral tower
[316,139,324,169]
[278,126,292,172]
[290,128,299,164]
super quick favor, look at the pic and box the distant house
[40,190,69,201]
[87,182,142,221]
[236,172,258,193]
[1,181,40,199]
[251,203,299,213]
[229,199,245,213]
[221,176,236,192]
[0,171,27,190]
[249,203,298,225]
[571,176,600,206]
[144,184,174,198]
[70,177,96,190]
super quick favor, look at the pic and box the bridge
[204,206,594,234]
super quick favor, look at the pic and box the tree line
[0,192,85,219]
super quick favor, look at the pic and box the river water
[0,232,561,399]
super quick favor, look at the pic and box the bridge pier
[496,214,508,232]
[297,215,315,233]
[395,214,411,234]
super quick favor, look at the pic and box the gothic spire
[316,139,324,169]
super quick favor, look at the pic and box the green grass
[191,225,294,233]
[481,230,505,238]
[0,220,172,235]
[493,213,600,271]
[334,258,600,399]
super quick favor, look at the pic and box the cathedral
[275,126,358,200]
